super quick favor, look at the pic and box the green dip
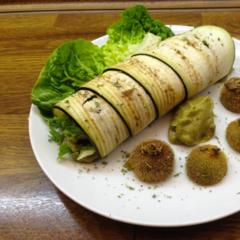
[168,96,215,146]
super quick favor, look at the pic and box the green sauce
[168,96,215,146]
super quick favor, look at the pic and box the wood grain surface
[1,0,240,13]
[1,6,240,240]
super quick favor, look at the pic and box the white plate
[29,25,240,227]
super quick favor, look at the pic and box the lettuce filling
[48,109,98,162]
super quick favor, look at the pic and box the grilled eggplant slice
[111,54,186,116]
[191,26,235,81]
[82,70,157,135]
[55,90,129,158]
[138,25,235,98]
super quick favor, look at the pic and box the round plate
[29,25,240,227]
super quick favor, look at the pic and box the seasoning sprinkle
[125,184,135,191]
[174,172,181,177]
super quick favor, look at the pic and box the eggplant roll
[55,26,235,159]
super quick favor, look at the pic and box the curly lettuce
[102,5,174,66]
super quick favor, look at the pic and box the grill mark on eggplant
[114,58,160,121]
[164,41,203,92]
[193,33,220,76]
[122,88,134,98]
[129,57,166,113]
[112,74,144,132]
[175,37,217,85]
[78,96,106,156]
[105,71,153,134]
[72,92,105,153]
[133,53,188,101]
[162,81,175,113]
[117,57,170,115]
[80,86,132,136]
[132,56,177,114]
[110,109,127,145]
[128,82,155,128]
[120,87,147,128]
[105,67,159,118]
[189,34,219,79]
[97,86,127,144]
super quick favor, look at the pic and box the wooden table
[1,2,240,239]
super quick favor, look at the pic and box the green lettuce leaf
[102,5,174,66]
[58,143,73,160]
[32,39,106,115]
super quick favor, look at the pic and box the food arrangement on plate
[31,5,239,188]
[29,5,240,226]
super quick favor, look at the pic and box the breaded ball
[186,144,228,186]
[125,140,174,183]
[226,119,240,153]
[220,77,240,113]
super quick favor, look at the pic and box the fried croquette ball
[125,140,174,183]
[220,77,240,113]
[226,119,240,153]
[186,144,228,186]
